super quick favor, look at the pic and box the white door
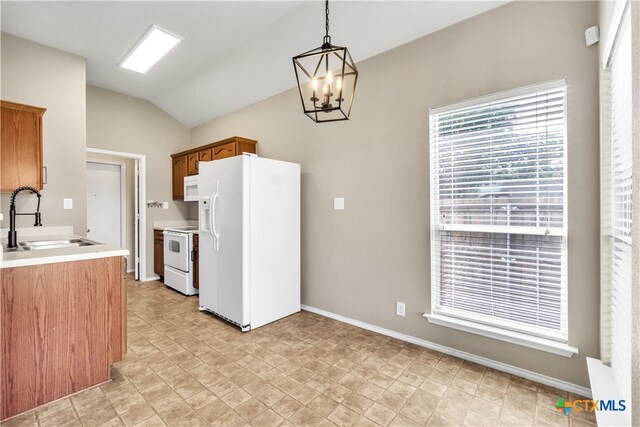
[86,161,125,252]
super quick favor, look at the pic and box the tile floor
[2,276,596,427]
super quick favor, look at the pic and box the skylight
[120,25,182,74]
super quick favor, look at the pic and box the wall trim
[301,304,592,398]
[141,274,160,282]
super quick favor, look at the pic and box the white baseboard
[301,304,592,398]
[141,274,160,282]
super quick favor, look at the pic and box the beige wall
[1,33,86,234]
[86,154,136,270]
[190,1,600,387]
[86,86,190,279]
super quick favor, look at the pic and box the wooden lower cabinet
[193,234,199,289]
[154,230,164,279]
[1,256,125,420]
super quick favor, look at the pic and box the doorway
[86,147,147,281]
[86,160,126,251]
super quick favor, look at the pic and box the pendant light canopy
[292,0,358,123]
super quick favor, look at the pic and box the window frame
[426,80,577,357]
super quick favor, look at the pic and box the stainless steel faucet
[7,186,42,249]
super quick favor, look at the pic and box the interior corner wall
[0,33,87,235]
[189,1,600,387]
[85,85,191,279]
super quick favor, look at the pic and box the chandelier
[292,0,358,123]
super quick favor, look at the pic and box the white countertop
[1,233,129,269]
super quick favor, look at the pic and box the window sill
[424,313,578,358]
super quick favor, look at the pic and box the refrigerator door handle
[211,181,220,251]
[207,193,215,238]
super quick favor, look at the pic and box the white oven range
[163,226,198,295]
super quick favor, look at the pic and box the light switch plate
[334,198,345,210]
[63,198,73,209]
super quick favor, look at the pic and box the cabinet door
[154,237,164,277]
[213,142,236,160]
[172,155,187,199]
[199,148,212,163]
[187,152,199,176]
[1,103,44,192]
[192,234,199,289]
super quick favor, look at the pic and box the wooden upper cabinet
[187,152,199,176]
[172,155,187,200]
[170,137,257,200]
[199,148,212,163]
[1,101,46,192]
[213,142,236,160]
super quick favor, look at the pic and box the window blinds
[607,11,632,405]
[430,80,567,342]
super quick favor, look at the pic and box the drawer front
[213,142,236,160]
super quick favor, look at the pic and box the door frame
[86,159,127,256]
[86,147,148,281]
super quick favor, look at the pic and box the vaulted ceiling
[1,1,507,127]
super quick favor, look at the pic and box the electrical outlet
[162,202,169,209]
[396,301,406,317]
[334,197,345,210]
[63,198,73,209]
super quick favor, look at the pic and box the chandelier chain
[323,0,331,46]
[325,0,329,38]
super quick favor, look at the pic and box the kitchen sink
[18,238,102,251]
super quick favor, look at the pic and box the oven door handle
[163,231,185,237]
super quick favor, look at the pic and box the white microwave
[184,175,199,202]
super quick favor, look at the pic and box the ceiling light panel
[120,25,182,74]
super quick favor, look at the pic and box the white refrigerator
[198,154,300,331]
